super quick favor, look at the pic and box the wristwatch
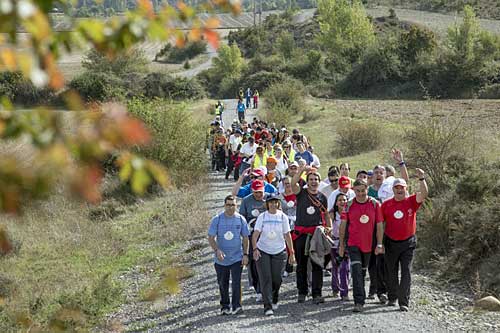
[376,244,383,248]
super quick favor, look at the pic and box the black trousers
[248,235,260,294]
[349,246,371,305]
[384,235,416,307]
[293,234,323,297]
[225,151,239,180]
[214,261,243,311]
[369,231,386,296]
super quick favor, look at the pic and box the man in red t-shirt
[382,168,428,312]
[339,179,384,312]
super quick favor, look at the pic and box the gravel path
[106,101,500,332]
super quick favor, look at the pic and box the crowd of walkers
[207,96,428,316]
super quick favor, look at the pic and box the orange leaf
[0,49,17,71]
[203,29,219,49]
[188,28,202,42]
[138,0,155,18]
[72,165,103,204]
[119,117,151,146]
[205,17,220,30]
[0,228,13,255]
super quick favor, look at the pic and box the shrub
[155,41,207,64]
[239,71,288,93]
[284,50,324,82]
[265,102,293,126]
[403,114,474,194]
[82,48,148,79]
[332,120,384,157]
[265,79,306,115]
[0,71,55,106]
[142,73,205,100]
[127,99,207,184]
[69,71,123,102]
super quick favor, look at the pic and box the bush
[0,71,55,106]
[265,102,293,126]
[239,71,288,93]
[403,115,474,194]
[265,79,306,115]
[332,120,384,157]
[142,73,205,100]
[155,41,207,64]
[127,99,207,184]
[69,71,124,102]
[82,48,148,79]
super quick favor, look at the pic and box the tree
[0,0,240,235]
[213,44,245,80]
[316,0,375,63]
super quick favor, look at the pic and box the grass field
[281,97,500,177]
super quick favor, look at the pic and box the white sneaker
[232,307,243,315]
[265,309,274,316]
[256,293,262,303]
[221,308,231,315]
[282,271,289,278]
[272,303,278,310]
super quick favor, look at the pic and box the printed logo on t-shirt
[224,231,234,240]
[359,214,370,224]
[268,231,277,240]
[306,206,315,215]
[287,201,295,208]
[394,210,404,219]
[252,209,260,217]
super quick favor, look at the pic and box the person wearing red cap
[382,169,428,312]
[232,168,278,198]
[239,179,268,303]
[339,179,384,313]
[327,176,355,212]
[291,165,332,304]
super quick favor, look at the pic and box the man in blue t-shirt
[237,99,246,123]
[208,195,250,315]
[294,141,314,165]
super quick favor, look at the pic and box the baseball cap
[367,169,374,176]
[266,193,280,202]
[251,168,265,177]
[338,176,351,189]
[289,161,299,168]
[393,178,407,188]
[251,179,265,192]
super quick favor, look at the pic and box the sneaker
[297,294,306,303]
[282,271,289,278]
[367,293,375,300]
[255,293,262,303]
[265,309,274,316]
[400,305,409,312]
[341,295,350,301]
[272,303,279,310]
[313,296,325,304]
[353,304,364,313]
[378,294,388,304]
[387,299,397,306]
[232,307,243,315]
[332,291,339,298]
[221,308,231,315]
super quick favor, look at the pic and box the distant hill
[364,0,500,20]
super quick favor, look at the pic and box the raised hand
[415,168,425,179]
[392,148,404,163]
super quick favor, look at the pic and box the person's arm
[231,168,251,196]
[374,222,385,255]
[392,148,409,182]
[324,208,332,229]
[284,232,295,264]
[242,236,249,266]
[338,219,347,257]
[208,235,225,262]
[291,165,311,194]
[415,168,428,203]
[252,230,261,260]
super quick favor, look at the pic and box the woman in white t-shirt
[252,194,295,316]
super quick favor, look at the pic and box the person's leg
[214,263,231,310]
[311,259,323,297]
[360,252,371,302]
[331,247,340,293]
[384,238,400,303]
[248,238,261,294]
[271,250,287,304]
[225,151,233,179]
[339,257,350,298]
[230,261,243,311]
[399,238,416,307]
[368,248,377,297]
[293,234,308,297]
[349,246,365,306]
[376,253,387,299]
[256,251,273,311]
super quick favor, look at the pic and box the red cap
[251,179,265,192]
[338,176,351,189]
[251,169,265,177]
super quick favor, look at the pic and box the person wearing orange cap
[327,176,355,212]
[265,156,282,189]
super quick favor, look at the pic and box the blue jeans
[214,261,243,311]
